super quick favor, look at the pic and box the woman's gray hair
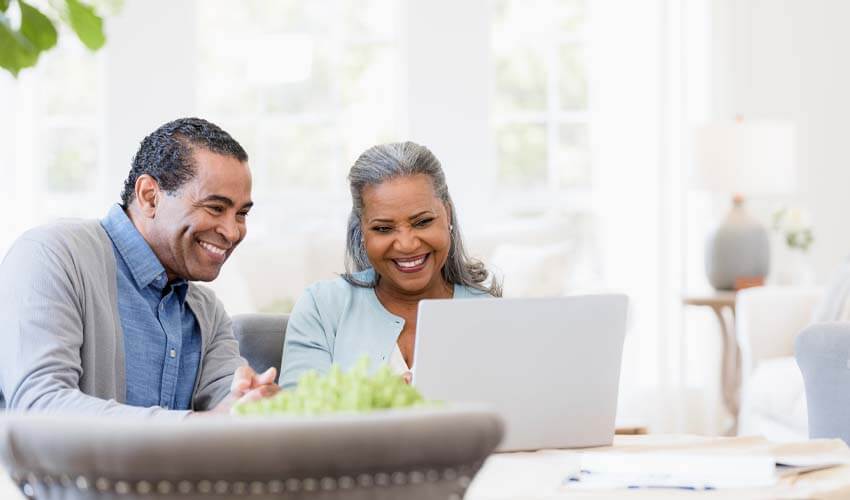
[342,141,501,297]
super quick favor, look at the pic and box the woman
[279,142,501,388]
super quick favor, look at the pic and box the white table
[467,434,850,499]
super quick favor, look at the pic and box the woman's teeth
[395,255,426,268]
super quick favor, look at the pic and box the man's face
[147,148,252,282]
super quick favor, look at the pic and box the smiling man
[0,118,276,417]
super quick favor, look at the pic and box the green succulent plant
[234,358,434,417]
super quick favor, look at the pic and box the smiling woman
[343,143,499,298]
[360,175,453,296]
[279,142,501,389]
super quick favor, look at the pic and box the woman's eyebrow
[368,211,435,224]
[408,211,435,220]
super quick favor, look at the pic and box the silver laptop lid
[412,295,628,451]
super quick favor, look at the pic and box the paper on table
[567,450,777,489]
[771,438,850,467]
[771,439,850,480]
[467,451,582,499]
[563,438,850,491]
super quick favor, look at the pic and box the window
[491,0,590,195]
[481,0,599,296]
[197,0,402,213]
[43,42,100,194]
[0,24,106,246]
[196,0,403,313]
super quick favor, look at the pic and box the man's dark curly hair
[120,117,248,207]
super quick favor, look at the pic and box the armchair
[735,286,822,440]
[795,322,850,444]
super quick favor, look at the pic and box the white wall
[403,0,494,201]
[713,0,850,280]
[103,0,198,205]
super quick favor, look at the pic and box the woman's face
[361,174,452,297]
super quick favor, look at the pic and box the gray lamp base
[705,196,770,291]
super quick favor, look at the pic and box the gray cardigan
[0,219,246,418]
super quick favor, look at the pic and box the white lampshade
[693,120,796,195]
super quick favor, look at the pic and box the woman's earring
[449,224,454,232]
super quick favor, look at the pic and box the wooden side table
[683,291,740,435]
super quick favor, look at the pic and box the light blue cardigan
[279,269,487,388]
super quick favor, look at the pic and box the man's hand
[231,365,278,399]
[200,365,280,416]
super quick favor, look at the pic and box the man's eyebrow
[198,195,254,210]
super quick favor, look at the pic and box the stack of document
[563,438,850,491]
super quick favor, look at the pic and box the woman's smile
[392,253,430,273]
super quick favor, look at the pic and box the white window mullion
[546,38,560,196]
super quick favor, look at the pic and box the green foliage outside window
[0,0,107,77]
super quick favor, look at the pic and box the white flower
[783,208,809,232]
[772,206,815,253]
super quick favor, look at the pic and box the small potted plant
[771,207,815,285]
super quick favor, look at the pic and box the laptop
[412,294,628,451]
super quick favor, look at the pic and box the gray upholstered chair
[795,322,850,444]
[0,407,503,499]
[232,313,289,376]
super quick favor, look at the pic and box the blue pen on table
[565,471,716,491]
[626,484,716,491]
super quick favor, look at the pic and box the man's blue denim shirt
[100,204,202,410]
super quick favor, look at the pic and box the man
[0,117,276,417]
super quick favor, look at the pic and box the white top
[279,268,489,389]
[389,344,410,375]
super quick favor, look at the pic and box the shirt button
[169,349,177,358]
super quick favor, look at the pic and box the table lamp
[693,119,796,290]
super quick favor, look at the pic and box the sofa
[736,286,823,441]
[231,313,289,376]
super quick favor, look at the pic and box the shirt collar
[101,204,169,291]
[169,279,190,303]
